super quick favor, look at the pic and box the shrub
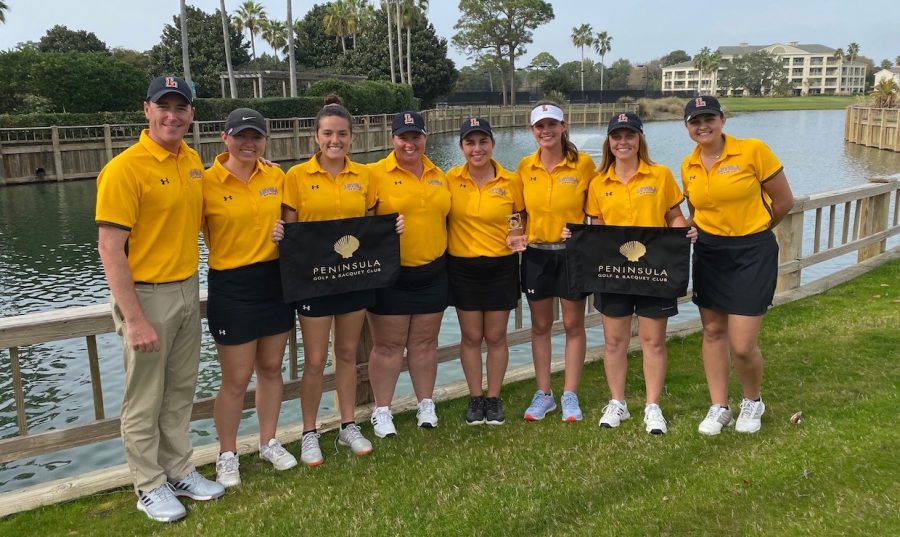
[192,97,322,121]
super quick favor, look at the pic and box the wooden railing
[844,106,900,152]
[0,104,636,186]
[0,178,898,515]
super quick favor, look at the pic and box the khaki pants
[111,273,201,493]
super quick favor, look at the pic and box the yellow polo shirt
[283,154,371,221]
[586,161,684,227]
[681,134,784,236]
[446,160,525,258]
[202,153,285,271]
[95,130,203,283]
[517,149,596,243]
[367,151,450,267]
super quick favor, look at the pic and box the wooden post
[9,347,28,436]
[355,319,375,406]
[363,116,371,152]
[774,203,805,293]
[0,137,7,186]
[191,122,201,151]
[51,126,65,181]
[86,335,105,420]
[292,119,301,160]
[858,188,891,261]
[102,125,113,162]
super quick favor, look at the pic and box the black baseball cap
[391,111,427,135]
[607,112,643,134]
[459,117,493,141]
[146,76,193,104]
[224,108,267,136]
[684,96,724,121]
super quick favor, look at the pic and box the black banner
[279,214,400,302]
[566,224,690,298]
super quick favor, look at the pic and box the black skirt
[521,246,589,301]
[369,255,449,315]
[207,260,295,345]
[297,289,375,317]
[691,229,779,316]
[448,254,520,311]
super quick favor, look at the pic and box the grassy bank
[2,261,898,536]
[719,95,863,112]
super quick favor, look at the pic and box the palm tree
[324,0,352,54]
[571,23,593,93]
[346,0,371,49]
[833,48,844,62]
[0,1,9,24]
[847,42,860,63]
[395,0,406,84]
[870,78,898,108]
[693,47,721,94]
[400,0,428,87]
[219,0,238,98]
[260,18,287,61]
[593,31,613,95]
[382,0,396,83]
[235,0,267,60]
[287,0,297,97]
[179,0,193,92]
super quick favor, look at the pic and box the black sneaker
[466,396,486,425]
[485,397,505,425]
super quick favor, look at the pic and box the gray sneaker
[259,438,298,470]
[300,431,324,467]
[215,451,241,488]
[698,404,735,436]
[337,423,374,456]
[137,483,186,523]
[735,398,765,433]
[169,470,226,501]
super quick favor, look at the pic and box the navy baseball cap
[684,96,724,121]
[459,117,493,141]
[146,76,193,104]
[224,108,268,136]
[391,111,427,136]
[607,112,643,134]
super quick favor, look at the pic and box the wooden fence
[844,106,900,152]
[0,178,898,516]
[0,104,635,186]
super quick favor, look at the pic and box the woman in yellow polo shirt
[582,112,695,435]
[517,101,596,423]
[203,108,297,488]
[679,96,794,436]
[366,111,451,438]
[277,96,383,466]
[446,117,524,426]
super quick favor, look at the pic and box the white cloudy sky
[0,1,897,67]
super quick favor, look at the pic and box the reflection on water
[1,110,899,492]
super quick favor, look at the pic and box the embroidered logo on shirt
[428,179,443,187]
[190,169,202,179]
[223,195,233,201]
[259,186,277,197]
[344,183,362,192]
[394,180,403,186]
[489,187,507,197]
[718,165,741,174]
[160,178,170,185]
[558,176,577,185]
[311,184,320,190]
[636,186,657,195]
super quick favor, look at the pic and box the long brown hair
[532,100,579,162]
[597,131,655,175]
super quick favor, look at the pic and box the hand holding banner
[278,214,401,302]
[566,224,690,298]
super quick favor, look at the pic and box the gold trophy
[506,213,526,252]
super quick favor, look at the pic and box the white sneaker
[337,423,374,456]
[599,399,631,428]
[735,398,765,433]
[300,432,324,467]
[416,398,438,428]
[215,451,241,488]
[643,404,668,435]
[371,406,397,438]
[698,404,734,435]
[259,438,298,470]
[137,483,186,523]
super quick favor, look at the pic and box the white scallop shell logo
[619,240,646,262]
[334,235,360,259]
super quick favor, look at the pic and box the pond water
[1,109,898,492]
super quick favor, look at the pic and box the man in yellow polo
[96,76,224,523]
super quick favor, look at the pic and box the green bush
[192,97,322,121]
[305,79,417,114]
[0,111,147,128]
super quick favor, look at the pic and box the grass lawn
[1,261,898,536]
[719,95,863,112]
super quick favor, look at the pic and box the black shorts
[521,245,589,301]
[297,289,375,317]
[207,260,295,345]
[448,254,520,311]
[594,292,678,318]
[369,255,449,315]
[692,229,778,316]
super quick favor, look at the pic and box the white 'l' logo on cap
[404,113,414,124]
[165,77,178,88]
